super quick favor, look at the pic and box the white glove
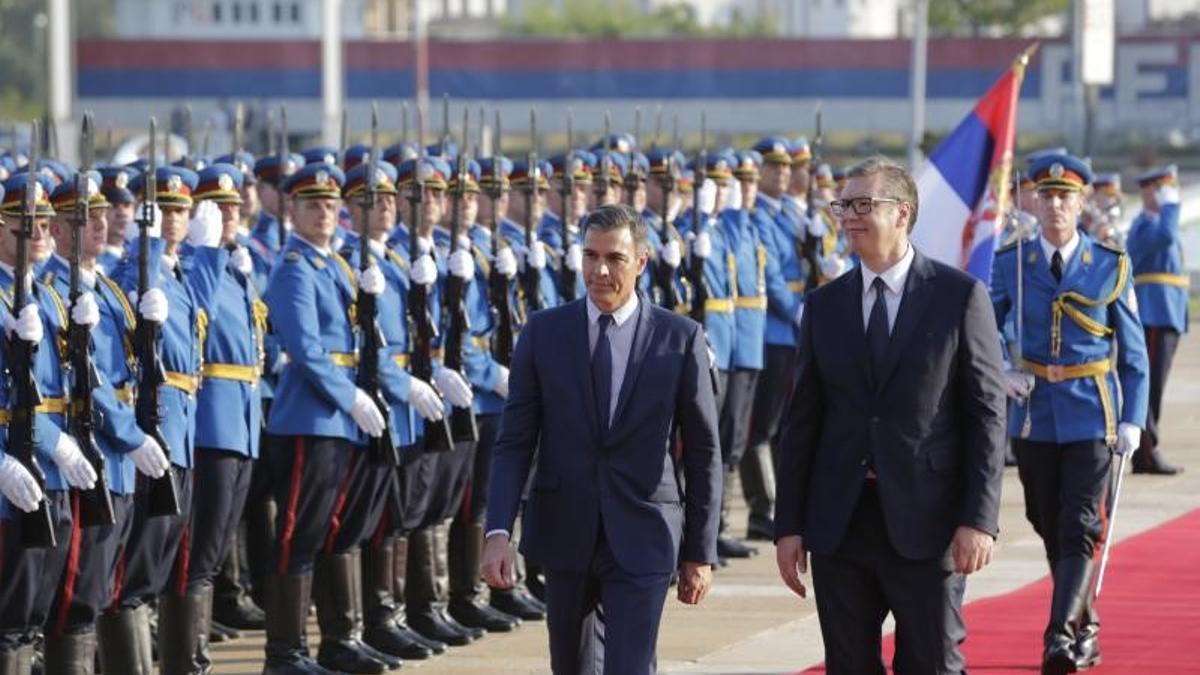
[526,241,547,270]
[411,254,438,287]
[5,303,43,344]
[187,200,223,248]
[0,454,44,513]
[70,291,100,327]
[793,213,813,242]
[494,365,510,399]
[1156,184,1181,207]
[358,264,385,296]
[129,435,170,479]
[1004,369,1035,400]
[448,249,475,280]
[457,235,472,252]
[690,230,713,259]
[52,434,98,490]
[819,256,845,280]
[660,239,682,268]
[494,247,518,278]
[434,366,474,408]
[1115,422,1141,456]
[808,214,829,238]
[698,178,717,215]
[406,377,445,422]
[350,388,387,438]
[565,244,583,273]
[137,287,169,323]
[230,245,253,275]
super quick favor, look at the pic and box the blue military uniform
[644,148,690,314]
[1125,165,1187,474]
[990,153,1150,671]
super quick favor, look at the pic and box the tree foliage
[929,0,1069,37]
[503,0,777,39]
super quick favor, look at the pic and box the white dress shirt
[1039,232,1080,275]
[860,242,915,334]
[587,291,640,426]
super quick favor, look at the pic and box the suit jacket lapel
[571,299,601,442]
[876,251,935,392]
[610,295,657,435]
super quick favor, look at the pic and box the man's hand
[951,526,994,575]
[676,561,712,605]
[775,535,809,598]
[481,532,516,589]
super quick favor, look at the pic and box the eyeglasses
[829,197,903,217]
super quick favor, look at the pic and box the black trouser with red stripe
[0,491,72,650]
[267,436,351,575]
[45,493,135,636]
[325,449,394,556]
[114,467,194,608]
[1140,326,1181,454]
[1013,438,1113,566]
[168,448,254,596]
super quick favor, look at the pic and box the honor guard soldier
[508,158,563,310]
[644,148,689,314]
[741,136,804,540]
[262,161,388,674]
[991,153,1149,674]
[97,166,137,274]
[1083,174,1123,248]
[718,150,770,555]
[251,153,303,265]
[150,163,265,672]
[0,174,101,674]
[113,164,229,675]
[1126,165,1186,475]
[339,159,445,663]
[41,172,170,675]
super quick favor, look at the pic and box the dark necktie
[1051,250,1064,282]
[592,314,614,432]
[866,277,890,379]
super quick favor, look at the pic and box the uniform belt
[787,280,806,293]
[1021,358,1111,383]
[704,298,734,313]
[392,353,409,368]
[0,397,69,425]
[114,384,134,405]
[330,352,358,367]
[472,336,490,351]
[202,362,260,384]
[1134,272,1189,288]
[165,372,200,395]
[734,296,767,310]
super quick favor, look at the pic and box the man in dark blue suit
[775,157,1007,673]
[483,203,722,674]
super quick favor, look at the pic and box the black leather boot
[717,471,758,559]
[448,520,520,633]
[1042,556,1093,675]
[1132,447,1182,475]
[158,585,212,675]
[43,631,96,675]
[96,606,154,675]
[262,573,336,675]
[392,535,446,655]
[0,644,34,675]
[361,538,433,660]
[212,536,266,631]
[489,586,546,621]
[406,528,475,647]
[312,553,388,674]
[1074,589,1101,670]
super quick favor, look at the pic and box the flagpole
[907,0,929,171]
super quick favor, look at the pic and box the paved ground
[213,324,1200,674]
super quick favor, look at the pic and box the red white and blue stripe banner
[911,46,1033,283]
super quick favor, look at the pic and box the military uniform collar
[49,252,97,288]
[293,232,331,258]
[1039,231,1081,267]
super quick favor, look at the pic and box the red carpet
[801,508,1200,673]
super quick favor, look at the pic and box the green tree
[929,0,1069,37]
[503,0,774,38]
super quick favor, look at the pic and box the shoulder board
[995,238,1031,256]
[284,251,303,263]
[1097,240,1125,255]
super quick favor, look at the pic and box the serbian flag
[911,45,1035,283]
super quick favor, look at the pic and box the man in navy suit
[775,157,1007,673]
[483,203,722,674]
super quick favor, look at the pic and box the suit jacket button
[870,416,880,423]
[860,457,869,466]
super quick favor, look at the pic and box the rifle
[625,110,643,208]
[596,111,613,208]
[487,111,515,366]
[355,103,398,465]
[442,110,479,444]
[232,102,245,155]
[802,105,824,290]
[653,145,684,312]
[520,108,543,313]
[557,110,577,302]
[135,118,181,518]
[405,109,454,452]
[689,114,711,324]
[277,105,291,251]
[70,112,115,527]
[9,119,56,547]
